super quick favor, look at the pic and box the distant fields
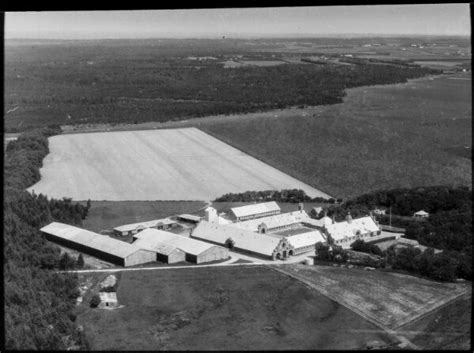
[82,200,207,233]
[77,266,393,350]
[276,264,471,330]
[201,73,472,199]
[82,200,327,233]
[28,128,330,201]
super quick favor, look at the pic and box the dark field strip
[200,74,471,199]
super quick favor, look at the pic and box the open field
[200,72,472,199]
[56,73,471,200]
[399,292,471,350]
[82,200,206,233]
[275,264,471,330]
[27,128,330,201]
[76,266,393,350]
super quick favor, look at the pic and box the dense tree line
[6,57,440,131]
[214,189,337,203]
[314,240,470,282]
[4,128,90,349]
[315,185,472,282]
[326,185,472,252]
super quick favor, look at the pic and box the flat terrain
[82,200,206,233]
[276,264,471,330]
[77,266,393,350]
[399,292,472,350]
[28,128,330,201]
[200,73,472,199]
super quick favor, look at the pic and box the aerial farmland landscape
[4,5,472,351]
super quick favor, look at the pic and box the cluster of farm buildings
[41,201,386,267]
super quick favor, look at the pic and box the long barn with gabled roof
[40,222,156,267]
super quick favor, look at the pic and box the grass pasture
[201,73,472,199]
[276,264,471,330]
[77,266,393,350]
[27,128,329,201]
[82,200,206,233]
[399,292,472,350]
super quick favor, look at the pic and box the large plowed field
[28,128,330,201]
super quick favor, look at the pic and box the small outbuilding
[99,292,118,309]
[413,210,429,219]
[113,218,177,236]
[177,214,202,224]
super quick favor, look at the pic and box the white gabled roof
[192,220,282,256]
[286,230,326,249]
[99,292,118,303]
[40,222,147,259]
[133,235,184,256]
[229,210,311,232]
[325,216,380,242]
[414,210,429,216]
[231,201,281,219]
[134,228,218,256]
[114,218,176,233]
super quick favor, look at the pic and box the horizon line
[5,33,471,40]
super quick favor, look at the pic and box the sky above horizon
[5,5,471,39]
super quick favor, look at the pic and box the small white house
[413,210,429,219]
[372,208,386,216]
[99,292,118,309]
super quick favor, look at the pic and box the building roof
[229,210,313,232]
[134,228,218,256]
[99,292,118,303]
[192,220,282,256]
[178,214,202,222]
[40,222,148,259]
[325,216,380,242]
[230,201,281,219]
[114,218,177,233]
[414,210,429,216]
[286,230,326,249]
[133,236,184,256]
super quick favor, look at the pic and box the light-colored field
[275,264,471,330]
[28,128,330,201]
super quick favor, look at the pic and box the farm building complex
[41,221,228,266]
[41,202,383,265]
[40,222,156,267]
[192,203,383,259]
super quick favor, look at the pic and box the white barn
[230,201,281,221]
[192,220,291,259]
[322,214,381,248]
[40,222,156,267]
[133,228,228,264]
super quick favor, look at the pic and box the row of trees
[314,240,471,282]
[4,128,90,349]
[214,189,338,203]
